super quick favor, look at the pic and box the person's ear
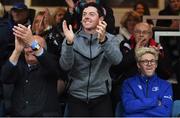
[154,63,158,69]
[137,62,140,69]
[149,31,153,39]
[99,16,104,21]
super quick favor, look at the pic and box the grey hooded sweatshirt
[60,29,122,101]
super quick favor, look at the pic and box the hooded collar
[137,73,157,84]
[77,29,98,40]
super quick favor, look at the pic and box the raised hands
[14,36,25,54]
[150,44,162,55]
[43,8,52,29]
[13,24,34,45]
[135,38,148,49]
[96,20,107,43]
[9,25,32,64]
[62,20,75,44]
[9,36,25,64]
[65,0,75,13]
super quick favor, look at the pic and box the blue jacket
[60,29,122,100]
[120,74,173,117]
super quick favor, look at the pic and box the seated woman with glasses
[120,47,173,117]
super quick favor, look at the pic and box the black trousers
[65,94,113,117]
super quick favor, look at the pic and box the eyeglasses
[127,19,139,23]
[139,59,157,66]
[24,45,31,49]
[134,30,151,35]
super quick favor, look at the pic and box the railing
[143,15,180,30]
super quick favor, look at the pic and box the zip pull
[146,79,149,97]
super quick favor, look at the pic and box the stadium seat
[172,100,180,117]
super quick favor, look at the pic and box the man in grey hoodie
[60,2,122,116]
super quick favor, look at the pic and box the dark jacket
[0,18,12,70]
[121,74,173,117]
[7,12,32,56]
[0,17,9,116]
[45,24,64,56]
[0,51,61,116]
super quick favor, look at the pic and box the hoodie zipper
[86,34,92,103]
[146,79,149,97]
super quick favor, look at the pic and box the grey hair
[135,47,159,62]
[134,22,152,33]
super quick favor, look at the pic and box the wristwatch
[31,40,40,51]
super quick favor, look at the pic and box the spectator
[0,1,11,71]
[45,7,65,55]
[0,24,62,116]
[110,23,173,113]
[32,9,63,55]
[133,0,150,17]
[156,0,180,100]
[32,10,53,36]
[110,22,173,89]
[0,1,8,19]
[121,47,173,117]
[32,11,46,35]
[156,0,180,28]
[52,7,66,26]
[51,7,67,96]
[8,2,33,54]
[0,2,7,116]
[9,2,31,28]
[60,3,122,116]
[119,10,141,40]
[133,0,153,25]
[4,4,33,115]
[110,10,141,111]
[0,2,4,17]
[32,9,67,111]
[64,0,116,34]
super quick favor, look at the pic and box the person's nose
[84,13,91,19]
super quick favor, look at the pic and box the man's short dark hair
[82,2,105,17]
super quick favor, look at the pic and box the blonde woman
[32,9,53,36]
[52,7,66,26]
[119,10,141,40]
